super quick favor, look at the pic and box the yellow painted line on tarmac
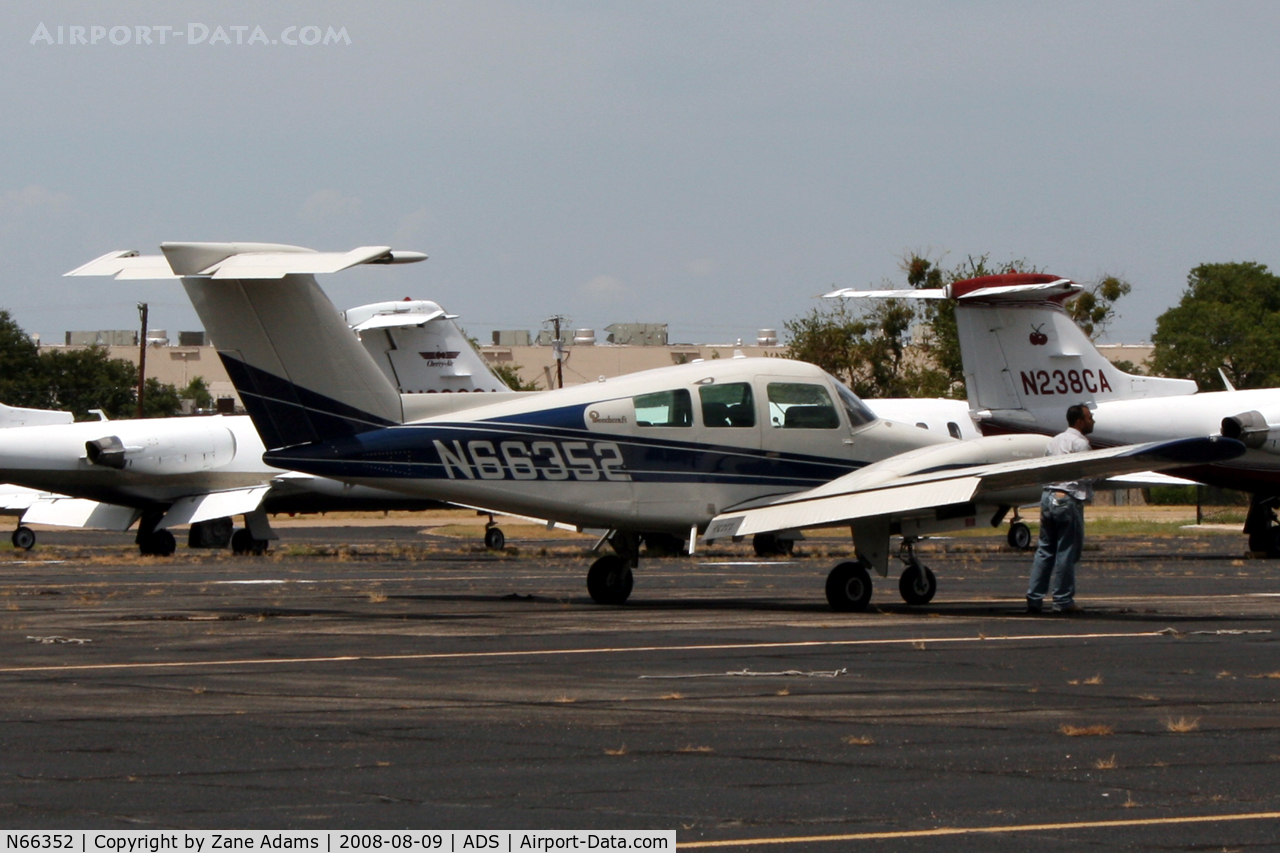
[0,628,1183,675]
[678,811,1280,847]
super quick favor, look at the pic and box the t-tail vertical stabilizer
[68,242,428,449]
[827,273,1198,435]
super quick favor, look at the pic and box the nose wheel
[481,513,505,550]
[897,539,937,605]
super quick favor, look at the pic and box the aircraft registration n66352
[72,243,1246,610]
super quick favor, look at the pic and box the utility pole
[136,302,148,419]
[546,315,565,389]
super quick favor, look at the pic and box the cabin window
[916,422,928,430]
[699,383,755,428]
[947,421,963,439]
[633,389,693,427]
[767,383,840,429]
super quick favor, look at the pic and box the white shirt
[1045,426,1093,501]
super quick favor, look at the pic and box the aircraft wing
[22,498,140,531]
[156,486,272,529]
[705,436,1244,541]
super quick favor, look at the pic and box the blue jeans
[1027,490,1083,607]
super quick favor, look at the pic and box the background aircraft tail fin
[344,300,513,393]
[948,275,1197,429]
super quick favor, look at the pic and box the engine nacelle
[85,422,237,475]
[1221,411,1280,453]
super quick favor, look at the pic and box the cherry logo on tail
[1029,324,1048,346]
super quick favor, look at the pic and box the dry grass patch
[677,745,714,754]
[552,696,577,704]
[1094,754,1118,769]
[775,688,790,696]
[1164,716,1201,733]
[1083,674,1104,685]
[843,735,875,746]
[659,693,684,700]
[366,591,388,603]
[1059,724,1114,737]
[911,640,927,650]
[604,745,628,756]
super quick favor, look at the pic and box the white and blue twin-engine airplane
[71,243,1244,610]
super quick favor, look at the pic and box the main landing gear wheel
[484,526,506,550]
[898,564,937,605]
[825,561,873,612]
[1007,521,1033,551]
[587,554,634,605]
[231,528,268,556]
[11,526,35,551]
[753,533,794,557]
[138,529,176,557]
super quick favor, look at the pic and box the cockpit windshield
[825,373,877,428]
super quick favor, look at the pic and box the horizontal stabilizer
[823,287,947,299]
[23,499,140,531]
[350,309,448,332]
[158,486,271,529]
[65,244,427,281]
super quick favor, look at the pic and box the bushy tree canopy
[1150,262,1280,390]
[0,312,209,419]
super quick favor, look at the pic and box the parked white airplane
[70,242,1243,609]
[826,272,1280,553]
[0,283,521,555]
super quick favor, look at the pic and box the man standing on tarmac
[1027,403,1095,615]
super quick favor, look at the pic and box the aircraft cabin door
[756,376,862,480]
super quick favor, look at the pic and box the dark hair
[1066,403,1089,427]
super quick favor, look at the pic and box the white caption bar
[2,833,674,853]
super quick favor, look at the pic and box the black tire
[484,526,506,550]
[1007,521,1033,551]
[11,526,35,551]
[231,528,267,556]
[753,533,793,557]
[139,529,176,557]
[898,564,937,605]
[586,555,634,605]
[825,561,873,612]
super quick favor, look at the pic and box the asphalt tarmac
[1,526,1278,851]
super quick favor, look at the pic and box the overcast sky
[3,1,1278,347]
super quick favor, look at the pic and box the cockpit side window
[699,382,755,428]
[633,389,693,427]
[827,376,877,428]
[767,382,840,429]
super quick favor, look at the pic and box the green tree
[1068,275,1132,339]
[0,309,45,407]
[489,362,540,391]
[1150,262,1280,390]
[36,346,138,419]
[181,377,214,409]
